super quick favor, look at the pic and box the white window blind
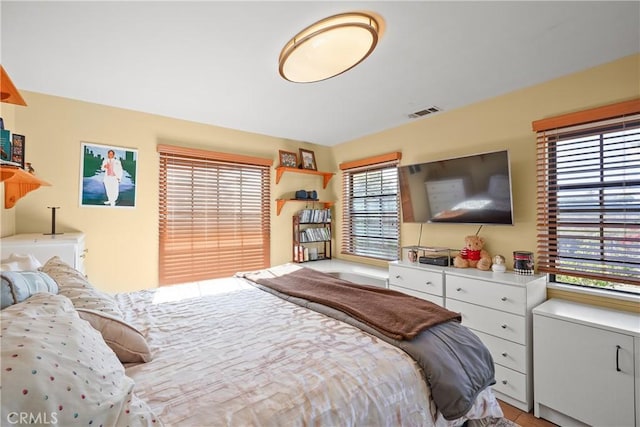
[534,100,640,289]
[340,153,401,260]
[158,145,272,285]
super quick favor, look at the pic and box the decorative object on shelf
[43,206,63,235]
[513,251,534,275]
[0,65,27,106]
[26,162,35,174]
[307,190,317,200]
[0,128,10,161]
[278,150,297,168]
[278,12,384,83]
[491,254,506,273]
[453,235,492,271]
[10,133,24,169]
[295,190,308,200]
[80,142,138,208]
[299,148,317,170]
[407,249,418,263]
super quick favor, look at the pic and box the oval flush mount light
[279,12,384,83]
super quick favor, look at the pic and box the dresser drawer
[446,299,526,345]
[389,285,444,307]
[473,330,527,374]
[446,275,526,315]
[389,265,444,296]
[493,364,527,403]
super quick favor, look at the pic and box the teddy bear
[453,235,493,271]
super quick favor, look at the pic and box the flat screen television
[398,150,514,225]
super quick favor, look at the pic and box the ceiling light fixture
[0,65,27,106]
[279,12,383,83]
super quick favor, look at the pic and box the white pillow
[0,253,43,271]
[1,293,160,426]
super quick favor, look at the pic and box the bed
[1,257,504,427]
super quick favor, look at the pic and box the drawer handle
[501,380,508,385]
[425,281,432,286]
[616,345,621,372]
[456,287,462,292]
[501,297,508,302]
[501,324,508,329]
[395,275,401,279]
[501,352,508,357]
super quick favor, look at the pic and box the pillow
[1,253,43,271]
[77,308,152,363]
[1,293,160,426]
[40,256,151,363]
[1,270,59,309]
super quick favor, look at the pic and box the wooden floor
[498,400,557,427]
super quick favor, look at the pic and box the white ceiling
[2,1,639,146]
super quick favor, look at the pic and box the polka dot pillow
[40,257,151,363]
[0,293,161,426]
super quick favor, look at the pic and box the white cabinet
[388,261,546,411]
[533,299,639,427]
[1,232,86,274]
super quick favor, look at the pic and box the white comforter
[116,277,502,427]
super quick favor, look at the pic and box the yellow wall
[4,54,639,308]
[331,54,639,311]
[6,93,334,292]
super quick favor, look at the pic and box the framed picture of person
[11,134,25,168]
[278,150,298,168]
[79,142,138,208]
[299,148,317,170]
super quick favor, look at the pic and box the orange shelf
[0,165,51,208]
[276,199,334,216]
[275,166,335,189]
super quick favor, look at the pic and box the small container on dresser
[0,232,86,274]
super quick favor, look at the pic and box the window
[340,153,401,260]
[533,100,640,293]
[158,145,272,285]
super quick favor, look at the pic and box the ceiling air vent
[408,106,442,119]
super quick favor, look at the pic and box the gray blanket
[246,278,496,421]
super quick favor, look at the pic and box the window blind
[158,145,272,285]
[533,100,640,287]
[340,153,401,260]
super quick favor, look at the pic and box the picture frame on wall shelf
[278,150,298,168]
[79,141,138,208]
[11,134,25,169]
[299,148,317,171]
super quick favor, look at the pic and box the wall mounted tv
[398,150,514,225]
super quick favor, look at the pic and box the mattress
[116,277,502,427]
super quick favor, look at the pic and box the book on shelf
[298,208,331,223]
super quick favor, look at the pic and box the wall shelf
[0,165,51,208]
[276,199,333,216]
[275,166,335,189]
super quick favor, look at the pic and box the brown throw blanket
[242,265,461,340]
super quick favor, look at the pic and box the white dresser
[1,232,86,274]
[388,261,547,411]
[533,299,640,427]
[389,261,445,306]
